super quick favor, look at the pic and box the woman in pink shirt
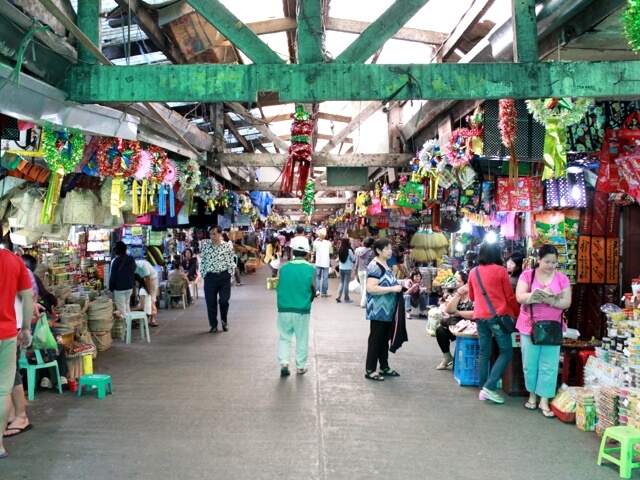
[468,242,520,405]
[515,244,571,418]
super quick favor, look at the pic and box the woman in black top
[182,248,198,282]
[507,251,524,293]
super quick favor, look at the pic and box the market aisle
[4,265,620,479]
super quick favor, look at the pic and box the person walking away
[313,229,333,297]
[109,241,136,316]
[515,244,572,418]
[354,237,375,308]
[201,226,236,333]
[435,271,474,370]
[0,223,34,459]
[276,237,315,376]
[467,242,519,404]
[364,238,404,381]
[335,238,355,303]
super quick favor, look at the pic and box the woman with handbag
[435,271,474,370]
[264,237,282,278]
[515,244,571,418]
[335,238,355,303]
[467,242,520,404]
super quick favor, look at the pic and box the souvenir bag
[473,268,516,334]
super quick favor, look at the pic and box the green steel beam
[335,0,430,64]
[297,0,325,63]
[63,60,640,103]
[187,0,284,64]
[512,0,538,62]
[76,0,100,64]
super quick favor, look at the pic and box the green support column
[512,0,539,62]
[76,0,101,64]
[297,0,324,64]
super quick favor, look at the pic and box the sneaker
[40,377,53,389]
[297,367,308,375]
[335,298,341,303]
[321,293,331,297]
[479,388,505,404]
[280,363,290,376]
[406,312,411,319]
[344,299,353,303]
[316,291,321,297]
[236,283,244,286]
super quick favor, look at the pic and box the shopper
[108,241,136,316]
[313,229,333,297]
[201,226,236,333]
[403,271,428,319]
[468,242,519,404]
[515,244,572,417]
[507,251,525,293]
[435,271,474,370]
[167,262,192,307]
[182,248,198,282]
[264,237,282,278]
[364,238,404,381]
[0,224,34,459]
[276,236,315,376]
[335,238,355,303]
[354,237,375,308]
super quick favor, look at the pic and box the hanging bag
[474,268,516,334]
[32,314,59,350]
[527,269,563,346]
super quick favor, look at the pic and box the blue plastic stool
[77,374,113,399]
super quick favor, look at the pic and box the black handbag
[474,268,516,334]
[531,320,563,345]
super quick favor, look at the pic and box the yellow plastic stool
[597,426,640,478]
[77,374,113,399]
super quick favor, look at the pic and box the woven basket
[111,317,124,340]
[91,331,112,351]
[88,317,114,333]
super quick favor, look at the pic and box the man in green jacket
[276,236,315,376]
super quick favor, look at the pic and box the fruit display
[432,268,457,288]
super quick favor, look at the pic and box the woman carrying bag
[515,244,571,418]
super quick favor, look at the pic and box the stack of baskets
[246,257,258,274]
[55,304,83,339]
[87,297,114,351]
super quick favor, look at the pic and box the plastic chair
[189,279,199,299]
[124,312,151,344]
[597,426,640,478]
[18,349,63,401]
[78,374,113,399]
[165,280,186,309]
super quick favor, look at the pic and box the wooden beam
[64,61,640,103]
[280,133,352,143]
[114,0,188,64]
[512,0,539,63]
[320,102,382,153]
[264,112,352,124]
[213,153,412,167]
[440,0,496,60]
[335,0,430,64]
[225,103,289,151]
[273,198,349,206]
[239,183,372,192]
[325,17,446,45]
[187,0,284,64]
[297,0,325,63]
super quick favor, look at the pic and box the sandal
[540,406,555,418]
[524,401,537,410]
[149,322,159,327]
[436,360,454,370]
[380,368,400,377]
[364,371,385,381]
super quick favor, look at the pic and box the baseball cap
[291,236,310,253]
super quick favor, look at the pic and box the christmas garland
[301,179,315,216]
[163,160,178,185]
[499,99,517,147]
[525,98,593,127]
[97,138,142,177]
[146,145,170,184]
[623,0,640,52]
[178,159,202,189]
[43,128,85,174]
[444,127,480,168]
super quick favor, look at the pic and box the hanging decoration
[468,107,484,155]
[444,128,477,169]
[41,128,85,224]
[499,99,518,183]
[146,145,170,184]
[623,0,640,52]
[526,98,593,179]
[279,104,313,197]
[178,159,202,215]
[96,138,142,216]
[301,179,315,216]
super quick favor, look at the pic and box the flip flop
[3,424,33,438]
[540,407,555,418]
[380,368,400,377]
[524,401,537,410]
[364,371,385,381]
[0,451,7,459]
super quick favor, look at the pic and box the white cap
[291,236,310,253]
[317,229,327,238]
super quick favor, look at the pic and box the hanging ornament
[302,179,315,216]
[96,138,142,177]
[279,104,313,197]
[146,145,169,184]
[526,98,593,179]
[468,106,484,155]
[499,99,518,183]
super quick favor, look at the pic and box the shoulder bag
[474,268,516,334]
[527,269,563,345]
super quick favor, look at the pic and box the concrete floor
[2,265,624,479]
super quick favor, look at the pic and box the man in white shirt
[135,259,159,304]
[313,229,333,297]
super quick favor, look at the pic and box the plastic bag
[348,279,361,295]
[32,314,58,350]
[269,256,281,270]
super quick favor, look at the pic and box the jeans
[476,318,513,391]
[315,266,329,295]
[520,334,561,398]
[403,294,427,313]
[277,312,310,369]
[336,269,352,301]
[204,271,232,328]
